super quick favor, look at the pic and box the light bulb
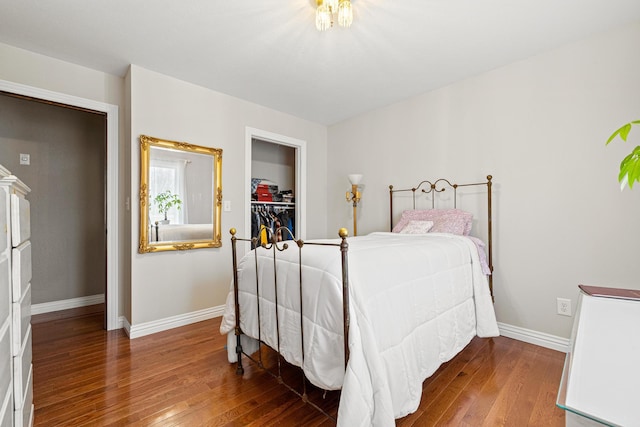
[338,0,353,28]
[316,4,331,31]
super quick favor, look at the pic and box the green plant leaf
[606,123,632,144]
[628,147,640,189]
[618,145,640,190]
[154,190,182,213]
[619,173,629,191]
[607,121,640,189]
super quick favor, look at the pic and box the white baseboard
[125,305,226,339]
[118,309,570,354]
[122,316,132,337]
[31,296,224,339]
[31,294,105,315]
[498,322,569,353]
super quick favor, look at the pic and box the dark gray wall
[0,93,106,304]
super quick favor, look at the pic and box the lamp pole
[351,184,358,236]
[345,177,361,236]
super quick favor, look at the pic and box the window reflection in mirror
[139,135,222,253]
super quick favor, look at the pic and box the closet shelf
[251,201,295,207]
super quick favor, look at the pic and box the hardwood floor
[32,307,566,426]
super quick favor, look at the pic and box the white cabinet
[0,166,33,427]
[0,321,11,427]
[557,285,640,426]
[0,166,12,427]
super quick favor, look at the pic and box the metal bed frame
[230,226,349,419]
[389,175,494,297]
[228,175,494,422]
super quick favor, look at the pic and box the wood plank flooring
[32,306,566,426]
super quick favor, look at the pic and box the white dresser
[0,166,33,427]
[557,285,640,426]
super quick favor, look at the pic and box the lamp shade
[348,174,363,185]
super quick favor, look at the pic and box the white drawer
[0,382,12,427]
[0,321,11,410]
[11,241,31,302]
[0,256,9,327]
[13,326,31,405]
[13,366,32,427]
[13,355,31,413]
[12,285,31,357]
[0,187,7,255]
[10,194,30,248]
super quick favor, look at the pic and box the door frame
[245,127,306,241]
[0,79,120,330]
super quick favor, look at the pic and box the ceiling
[1,1,639,125]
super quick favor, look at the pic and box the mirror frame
[138,134,223,253]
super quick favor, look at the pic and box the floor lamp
[345,174,363,236]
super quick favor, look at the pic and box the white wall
[129,65,327,325]
[3,21,638,341]
[252,139,296,194]
[326,22,640,339]
[0,43,123,107]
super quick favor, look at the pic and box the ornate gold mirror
[139,135,222,253]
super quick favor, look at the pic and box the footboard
[229,227,350,415]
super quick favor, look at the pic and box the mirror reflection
[139,135,222,253]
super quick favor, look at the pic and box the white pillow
[399,220,434,234]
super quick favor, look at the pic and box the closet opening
[251,139,296,245]
[245,128,307,244]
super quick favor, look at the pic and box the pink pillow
[393,209,473,235]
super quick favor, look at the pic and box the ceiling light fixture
[316,0,353,31]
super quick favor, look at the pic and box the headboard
[389,175,494,298]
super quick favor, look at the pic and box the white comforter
[157,223,212,241]
[220,232,499,426]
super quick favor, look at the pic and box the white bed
[220,231,498,426]
[153,223,213,241]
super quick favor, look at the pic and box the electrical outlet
[557,298,572,316]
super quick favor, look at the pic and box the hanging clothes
[250,204,295,246]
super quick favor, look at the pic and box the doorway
[0,79,120,330]
[245,127,307,241]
